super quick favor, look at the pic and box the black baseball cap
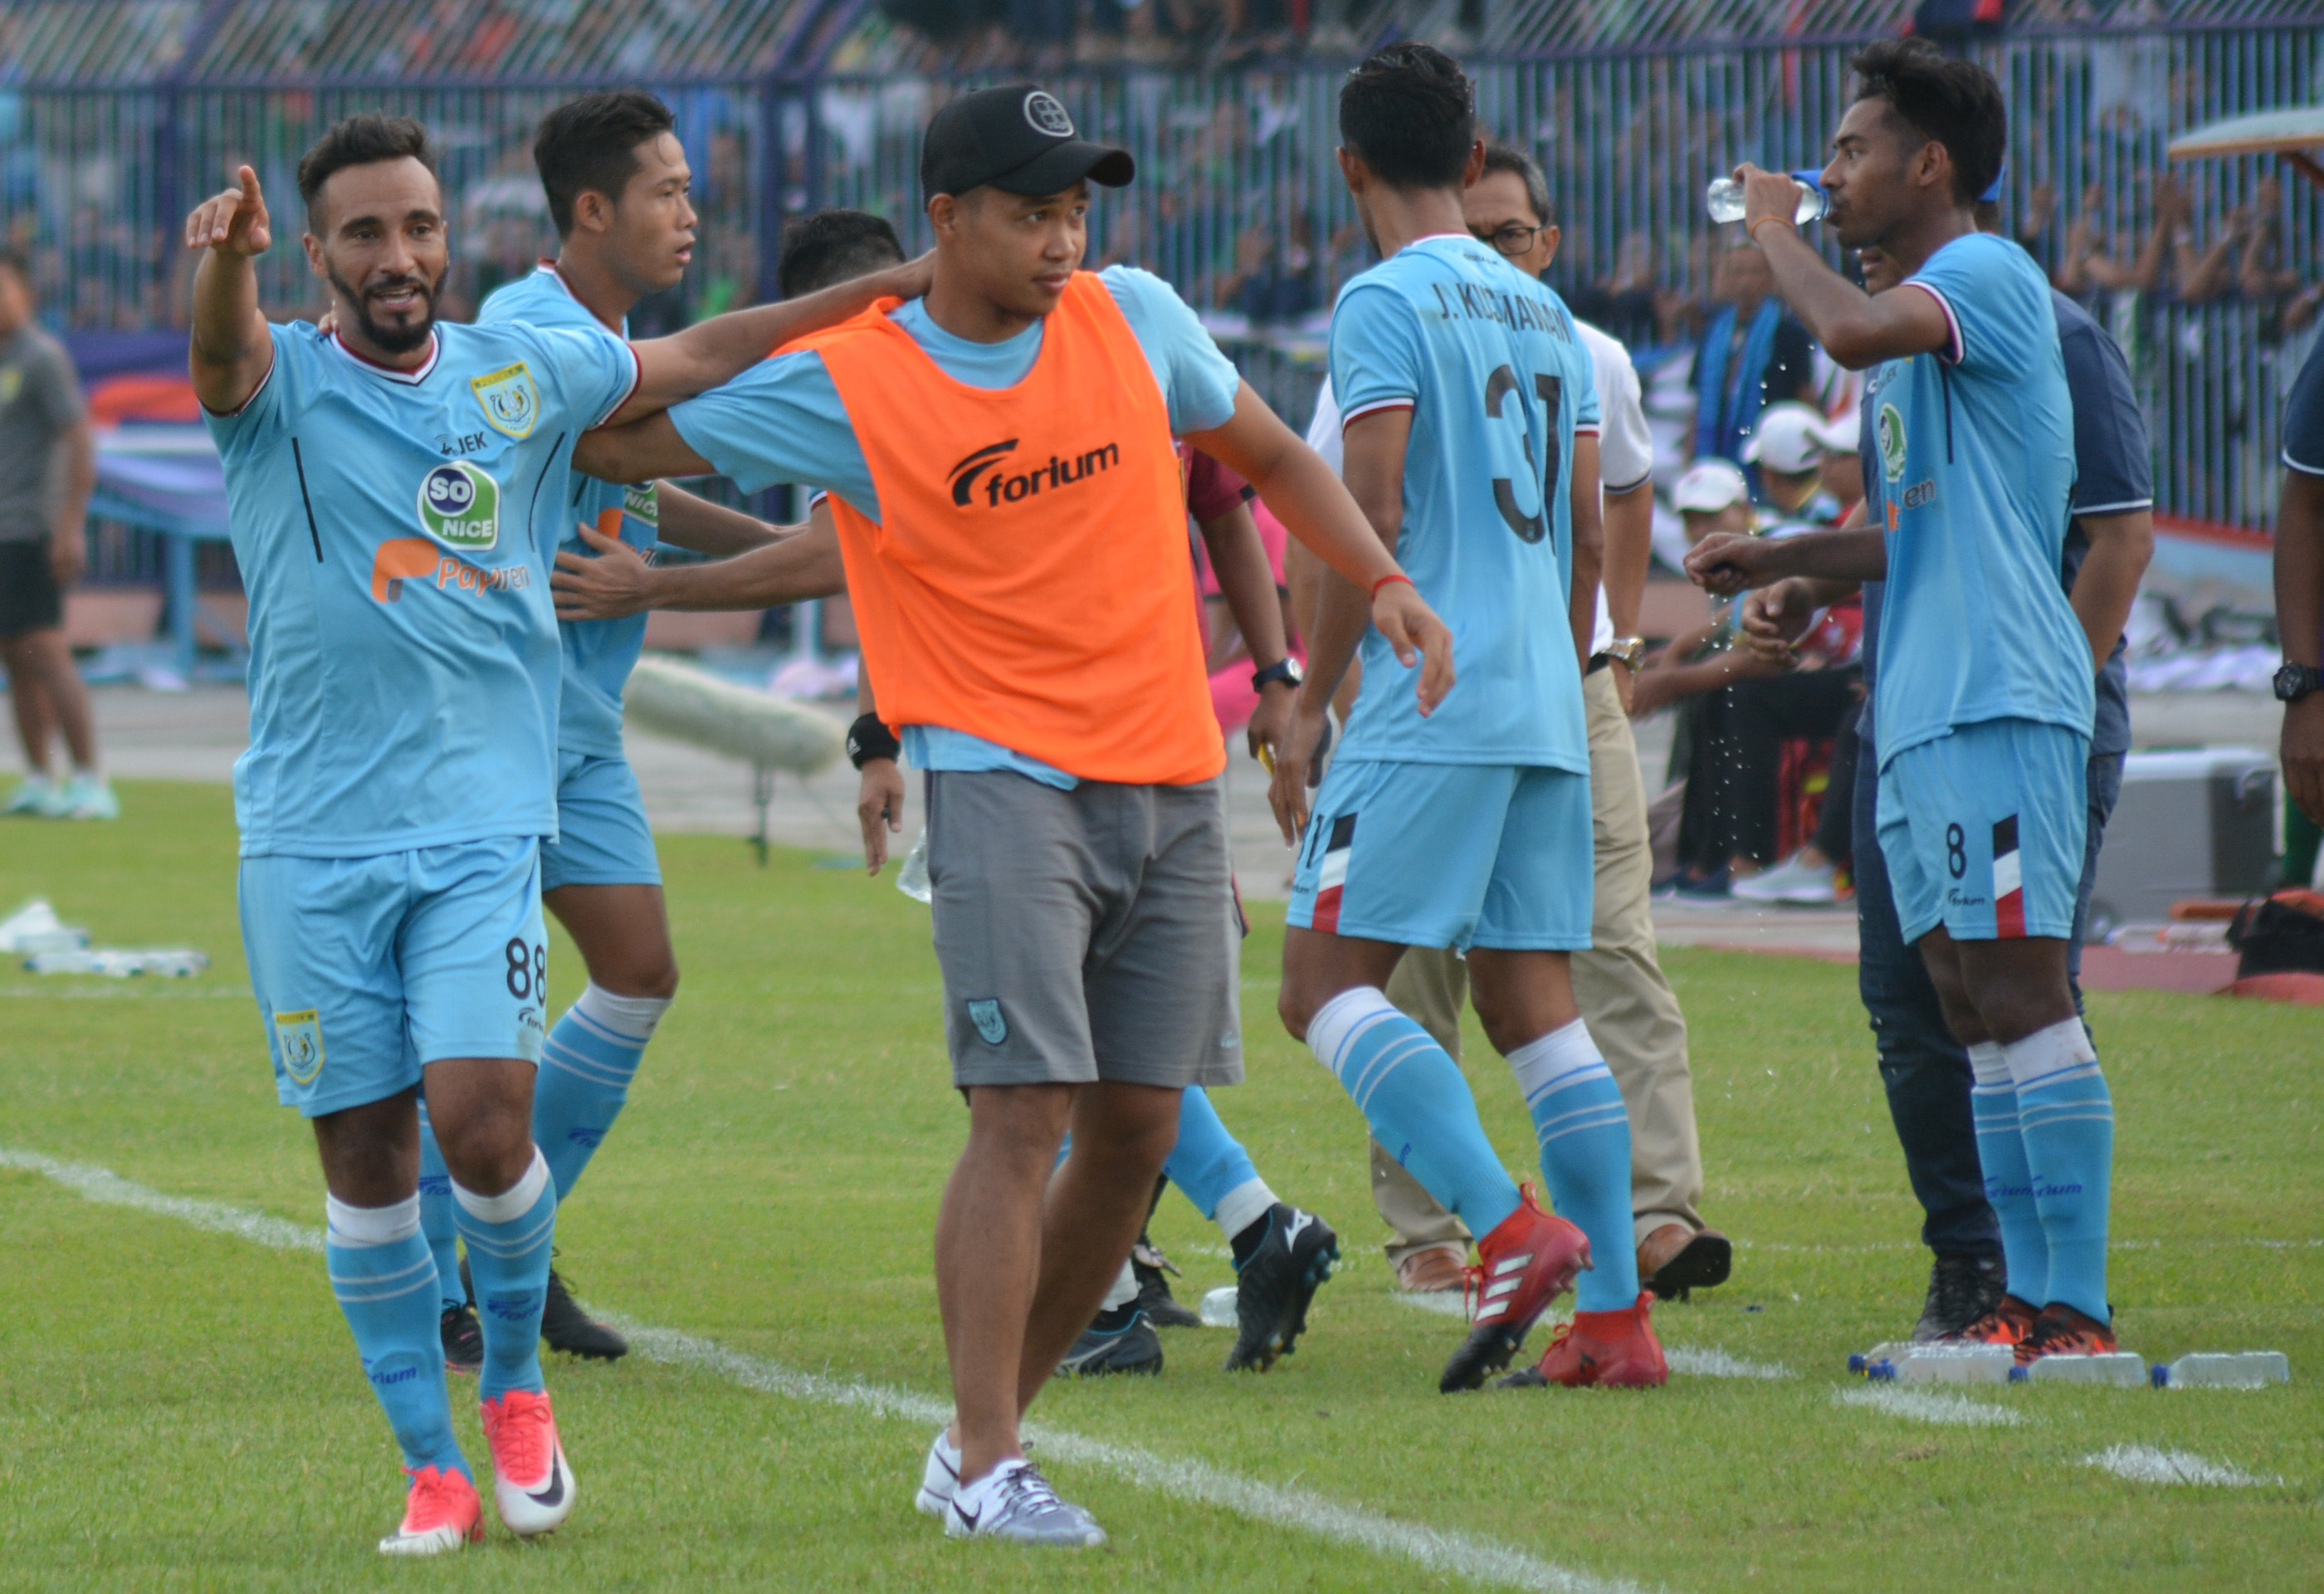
[920,84,1135,200]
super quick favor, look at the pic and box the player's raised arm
[184,165,276,414]
[1734,162,1952,371]
[609,252,934,424]
[574,410,713,483]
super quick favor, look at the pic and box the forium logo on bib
[945,437,1121,510]
[418,460,500,551]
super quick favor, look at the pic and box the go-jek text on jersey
[205,320,637,856]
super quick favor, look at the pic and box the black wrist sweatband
[847,713,901,770]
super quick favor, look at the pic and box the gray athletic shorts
[925,770,1243,1091]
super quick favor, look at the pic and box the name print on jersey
[1428,279,1577,342]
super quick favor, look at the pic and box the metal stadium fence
[3,0,2320,537]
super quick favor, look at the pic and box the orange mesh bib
[796,273,1222,785]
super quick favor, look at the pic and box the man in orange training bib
[576,84,1452,1548]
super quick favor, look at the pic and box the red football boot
[1438,1186,1590,1392]
[1939,1293,2038,1348]
[2014,1302,2117,1367]
[1500,1292,1669,1389]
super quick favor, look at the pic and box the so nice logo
[372,459,524,603]
[419,460,500,551]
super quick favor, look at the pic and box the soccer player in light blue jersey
[1269,45,1667,1395]
[1699,40,2129,1366]
[408,90,807,1371]
[185,114,927,1554]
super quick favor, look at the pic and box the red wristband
[1370,572,1413,599]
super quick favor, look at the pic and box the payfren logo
[369,536,532,604]
[945,438,1121,510]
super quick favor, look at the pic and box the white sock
[574,981,671,1044]
[1302,985,1398,1068]
[451,1146,552,1223]
[1966,1039,2009,1088]
[1101,1259,1138,1312]
[1504,1016,1609,1099]
[1213,1177,1277,1244]
[325,1192,421,1247]
[2001,1017,2101,1093]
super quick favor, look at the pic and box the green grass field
[2,780,2317,1593]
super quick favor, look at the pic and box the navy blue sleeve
[2057,314,2152,515]
[2285,334,2324,477]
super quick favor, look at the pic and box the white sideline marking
[1665,1347,1794,1381]
[2083,1446,2279,1488]
[0,1147,324,1253]
[1833,1386,2023,1427]
[5,1146,1657,1594]
[1391,1288,1471,1318]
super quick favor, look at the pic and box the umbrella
[2166,106,2324,192]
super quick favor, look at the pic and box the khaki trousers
[1371,667,1705,1259]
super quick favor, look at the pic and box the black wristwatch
[2273,663,2324,704]
[1252,657,1305,694]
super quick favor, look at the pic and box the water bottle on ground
[1199,1286,1238,1328]
[2010,1352,2146,1386]
[2150,1352,2290,1389]
[896,829,931,904]
[1706,173,1829,227]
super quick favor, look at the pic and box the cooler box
[2086,748,2277,941]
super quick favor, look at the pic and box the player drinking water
[187,113,928,1554]
[1272,43,1667,1395]
[575,84,1450,1545]
[1692,40,2121,1363]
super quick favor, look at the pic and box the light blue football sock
[451,1148,558,1402]
[1164,1085,1279,1242]
[1506,1019,1639,1311]
[2008,1019,2114,1323]
[413,1100,465,1311]
[325,1194,468,1478]
[535,983,668,1200]
[1967,1040,2048,1306]
[1306,985,1520,1237]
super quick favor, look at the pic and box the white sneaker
[2,775,63,817]
[944,1458,1105,1548]
[58,773,118,820]
[915,1427,961,1517]
[1732,852,1838,905]
[480,1388,575,1537]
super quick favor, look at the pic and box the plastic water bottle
[1889,1345,2014,1386]
[895,829,931,904]
[2010,1352,2146,1386]
[2150,1352,2290,1389]
[1706,173,1829,227]
[1199,1286,1239,1328]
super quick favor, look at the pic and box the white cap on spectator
[1804,408,1859,455]
[1741,402,1831,474]
[1672,457,1750,512]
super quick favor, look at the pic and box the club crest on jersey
[417,461,500,552]
[273,1010,324,1085]
[1877,401,1907,483]
[470,360,540,440]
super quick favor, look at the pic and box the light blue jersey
[1326,234,1601,770]
[671,266,1241,787]
[478,264,660,760]
[207,320,637,856]
[1868,232,2086,765]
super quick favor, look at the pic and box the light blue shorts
[1876,718,2089,944]
[540,749,661,892]
[239,836,549,1117]
[1286,760,1594,951]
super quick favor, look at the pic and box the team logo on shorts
[1023,90,1074,139]
[1877,401,1907,483]
[273,1010,324,1085]
[967,999,1008,1046]
[469,361,540,440]
[417,461,500,552]
[1307,812,1357,934]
